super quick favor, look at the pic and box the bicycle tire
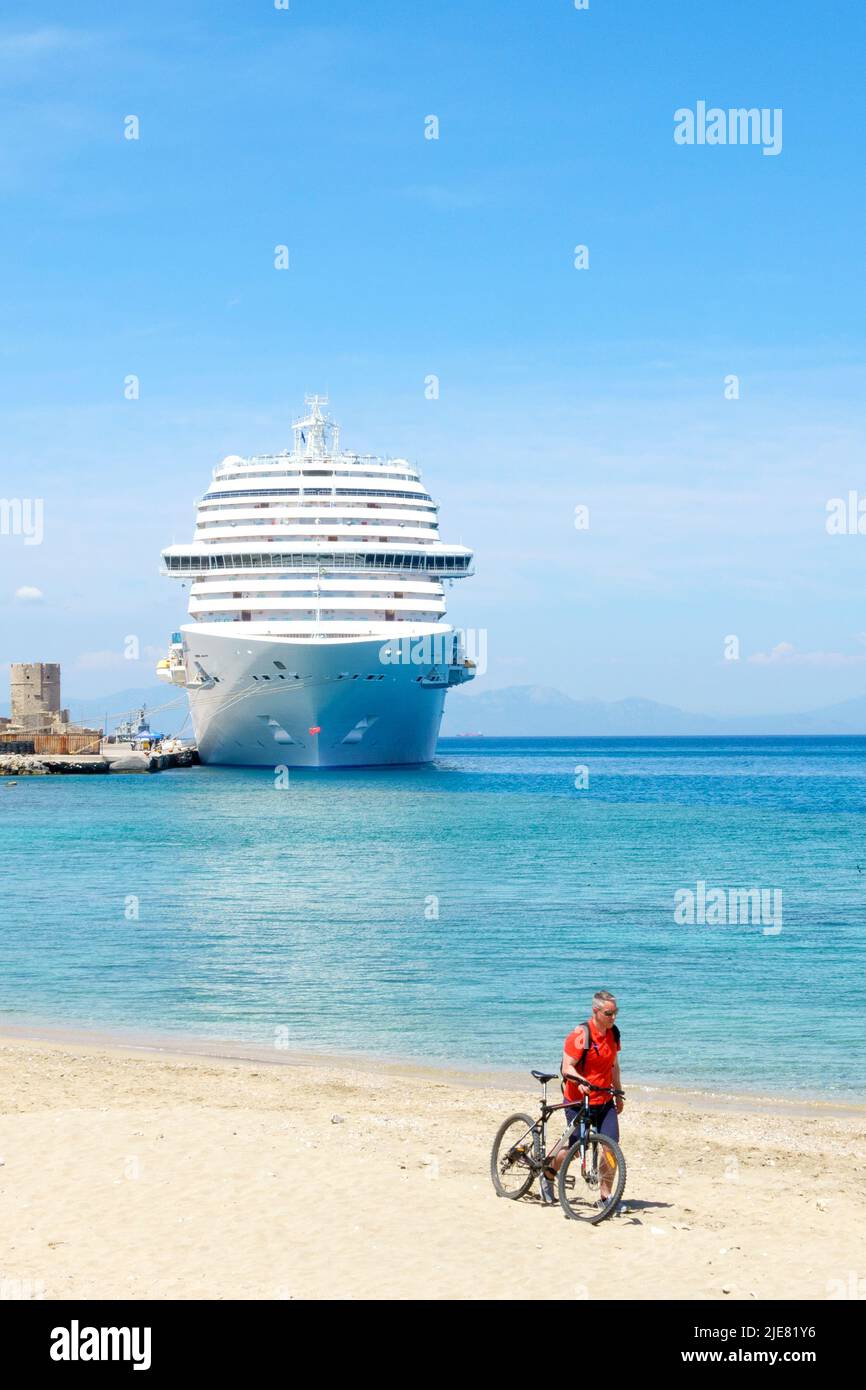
[558,1132,626,1223]
[490,1112,540,1199]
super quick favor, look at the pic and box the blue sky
[1,0,866,714]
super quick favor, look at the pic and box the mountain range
[6,683,866,738]
[439,685,866,736]
[0,686,190,737]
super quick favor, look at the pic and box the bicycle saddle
[531,1070,558,1083]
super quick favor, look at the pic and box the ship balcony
[156,640,188,686]
[448,659,476,686]
[418,658,476,688]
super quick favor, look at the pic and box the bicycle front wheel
[490,1113,540,1199]
[558,1132,626,1223]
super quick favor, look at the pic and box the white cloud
[74,646,162,670]
[0,27,91,58]
[14,585,43,603]
[748,641,866,668]
[403,184,484,211]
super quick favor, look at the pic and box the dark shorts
[565,1100,619,1145]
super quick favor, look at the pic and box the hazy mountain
[440,685,866,736]
[65,686,188,735]
[0,685,186,735]
[782,693,866,734]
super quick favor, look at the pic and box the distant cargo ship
[157,397,475,766]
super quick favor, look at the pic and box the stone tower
[10,663,68,731]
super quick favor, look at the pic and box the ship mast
[292,394,338,459]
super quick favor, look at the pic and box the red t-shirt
[562,1019,620,1105]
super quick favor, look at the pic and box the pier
[0,749,198,777]
[103,747,198,774]
[1,664,196,775]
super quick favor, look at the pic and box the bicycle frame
[534,1080,592,1167]
[532,1078,620,1172]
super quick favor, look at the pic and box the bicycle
[490,1070,627,1224]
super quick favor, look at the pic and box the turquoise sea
[2,736,865,1098]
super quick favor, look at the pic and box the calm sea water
[2,737,865,1098]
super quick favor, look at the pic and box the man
[545,990,624,1192]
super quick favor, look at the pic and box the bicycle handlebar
[565,1077,625,1098]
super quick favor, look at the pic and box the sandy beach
[0,1029,864,1301]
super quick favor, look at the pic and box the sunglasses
[597,1007,618,1017]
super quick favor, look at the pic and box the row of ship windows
[199,674,443,691]
[251,670,388,683]
[191,593,439,601]
[214,469,419,483]
[196,537,439,548]
[195,612,432,622]
[187,571,437,582]
[198,514,436,522]
[203,488,433,503]
[197,510,438,522]
[198,509,437,523]
[166,553,469,571]
[195,520,438,530]
[200,669,442,687]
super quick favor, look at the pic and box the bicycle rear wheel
[490,1113,540,1199]
[558,1132,626,1223]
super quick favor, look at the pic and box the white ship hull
[180,625,464,768]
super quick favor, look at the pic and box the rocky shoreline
[0,754,109,776]
[1,750,198,776]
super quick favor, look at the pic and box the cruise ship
[156,397,475,766]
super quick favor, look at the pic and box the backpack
[563,1021,621,1092]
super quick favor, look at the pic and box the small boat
[113,707,163,748]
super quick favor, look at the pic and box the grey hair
[592,990,617,1010]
